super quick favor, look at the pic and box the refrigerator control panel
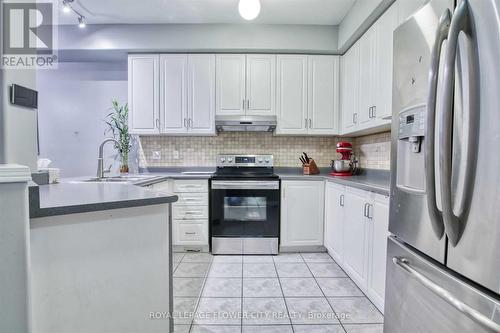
[398,105,426,139]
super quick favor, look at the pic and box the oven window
[224,196,267,221]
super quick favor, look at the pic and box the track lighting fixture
[61,0,86,28]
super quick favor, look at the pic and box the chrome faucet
[96,138,120,178]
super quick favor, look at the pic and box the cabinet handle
[368,204,373,219]
[353,113,358,124]
[363,203,369,217]
[185,232,196,235]
[184,118,188,128]
[339,194,345,207]
[247,99,250,110]
[305,118,308,129]
[309,118,312,128]
[155,118,160,129]
[372,106,376,118]
[189,118,193,128]
[368,107,372,118]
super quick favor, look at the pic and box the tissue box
[39,168,60,184]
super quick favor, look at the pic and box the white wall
[37,62,128,178]
[53,23,340,62]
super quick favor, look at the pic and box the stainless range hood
[215,115,277,133]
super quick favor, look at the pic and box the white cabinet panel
[128,55,159,135]
[160,54,188,134]
[246,54,276,116]
[367,193,390,312]
[358,28,376,128]
[276,55,308,135]
[173,221,208,245]
[308,56,339,135]
[216,54,246,115]
[340,43,359,134]
[281,180,324,247]
[173,179,209,193]
[324,182,345,264]
[188,54,216,135]
[342,187,369,290]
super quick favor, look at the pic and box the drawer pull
[185,232,197,235]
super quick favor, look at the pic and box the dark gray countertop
[275,167,390,196]
[29,182,178,219]
[138,166,391,196]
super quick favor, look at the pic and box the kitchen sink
[81,175,163,183]
[181,171,214,175]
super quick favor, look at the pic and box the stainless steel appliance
[210,154,280,254]
[215,115,277,132]
[386,0,500,331]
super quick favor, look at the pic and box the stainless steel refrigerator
[385,0,500,331]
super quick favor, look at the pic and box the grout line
[300,252,348,333]
[186,257,213,333]
[272,255,294,332]
[240,256,243,333]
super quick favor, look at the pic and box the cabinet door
[159,54,188,134]
[246,54,276,116]
[187,54,216,135]
[308,56,339,135]
[340,43,359,134]
[324,182,345,264]
[358,28,376,128]
[276,55,308,135]
[128,55,160,135]
[342,187,369,290]
[367,193,390,312]
[281,181,324,247]
[216,54,246,115]
[374,4,398,122]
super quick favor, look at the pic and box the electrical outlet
[173,150,180,160]
[152,151,161,160]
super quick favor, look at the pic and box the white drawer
[173,205,208,220]
[173,222,208,245]
[151,180,171,193]
[175,192,208,206]
[173,180,208,193]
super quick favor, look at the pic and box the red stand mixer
[330,142,359,176]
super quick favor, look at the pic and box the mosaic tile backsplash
[138,131,391,170]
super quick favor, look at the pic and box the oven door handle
[211,181,279,190]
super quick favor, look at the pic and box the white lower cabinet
[152,179,209,249]
[281,180,325,248]
[324,180,389,312]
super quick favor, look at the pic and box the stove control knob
[265,158,270,163]
[258,158,263,163]
[227,157,233,163]
[220,157,226,163]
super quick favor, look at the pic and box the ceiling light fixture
[61,0,87,28]
[78,16,86,28]
[238,0,261,21]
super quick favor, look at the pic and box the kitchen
[0,0,499,333]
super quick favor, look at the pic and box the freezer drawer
[385,237,500,333]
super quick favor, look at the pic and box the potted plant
[105,100,131,174]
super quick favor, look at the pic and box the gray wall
[37,62,128,177]
[54,23,340,62]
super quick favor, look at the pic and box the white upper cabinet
[246,54,276,116]
[308,56,339,135]
[281,180,325,248]
[216,54,246,115]
[374,4,398,122]
[277,55,339,135]
[358,27,377,128]
[276,55,309,135]
[340,43,360,133]
[216,54,276,116]
[187,54,216,135]
[160,54,188,134]
[128,54,160,135]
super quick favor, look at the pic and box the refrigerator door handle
[393,257,500,333]
[439,0,479,246]
[425,9,451,239]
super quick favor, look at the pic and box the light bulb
[78,16,86,28]
[238,0,261,21]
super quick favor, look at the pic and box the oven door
[210,180,280,238]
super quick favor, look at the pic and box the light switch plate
[152,151,161,160]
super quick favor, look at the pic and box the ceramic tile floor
[172,252,383,333]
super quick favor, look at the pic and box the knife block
[303,159,320,175]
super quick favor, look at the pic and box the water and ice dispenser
[396,105,426,192]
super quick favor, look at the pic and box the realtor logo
[1,0,58,69]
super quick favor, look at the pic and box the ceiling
[58,0,356,25]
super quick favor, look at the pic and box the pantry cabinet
[276,55,339,135]
[128,54,160,135]
[216,54,276,116]
[323,180,390,312]
[129,54,215,136]
[281,180,325,248]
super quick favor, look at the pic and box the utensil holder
[303,159,320,175]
